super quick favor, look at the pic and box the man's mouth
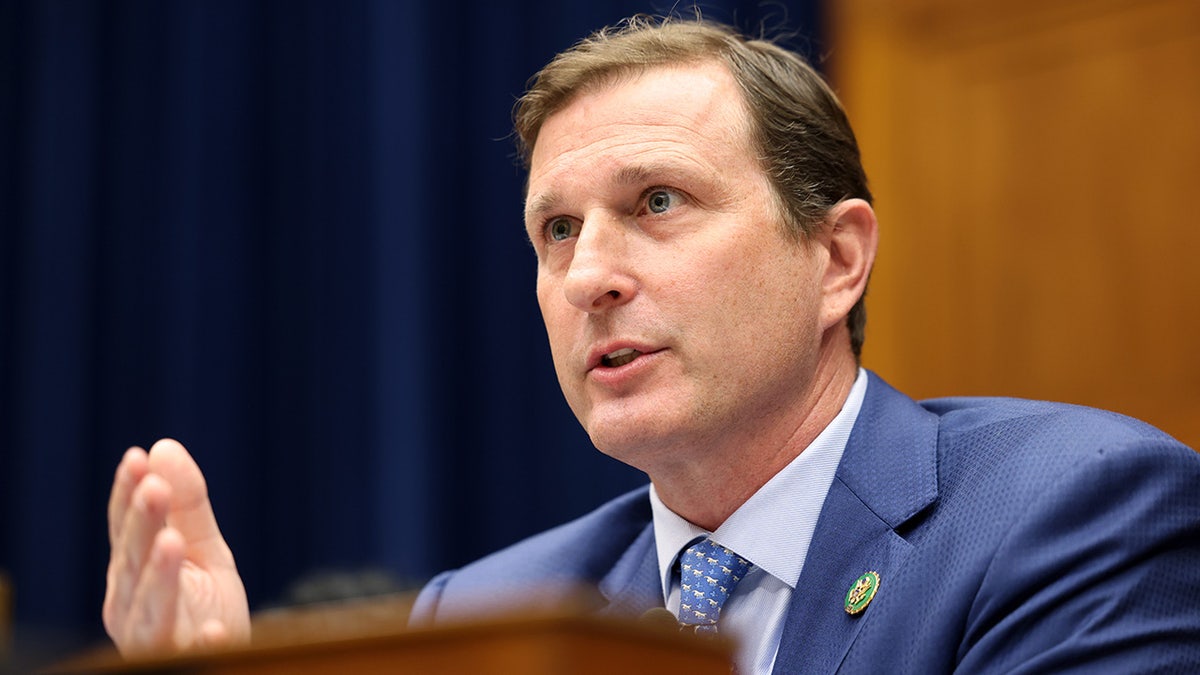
[601,348,642,368]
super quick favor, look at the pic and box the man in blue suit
[104,17,1200,673]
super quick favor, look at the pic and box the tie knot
[677,538,752,631]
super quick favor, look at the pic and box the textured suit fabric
[410,372,1200,673]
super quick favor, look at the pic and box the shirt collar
[649,368,869,600]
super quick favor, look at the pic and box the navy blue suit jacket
[412,372,1200,672]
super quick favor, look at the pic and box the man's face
[524,62,832,476]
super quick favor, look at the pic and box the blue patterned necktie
[677,538,752,635]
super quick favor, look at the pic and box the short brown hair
[514,16,873,359]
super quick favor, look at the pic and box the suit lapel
[596,521,664,618]
[771,478,916,673]
[773,372,939,674]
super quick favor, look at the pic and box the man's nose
[562,216,636,313]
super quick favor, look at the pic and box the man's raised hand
[103,439,250,657]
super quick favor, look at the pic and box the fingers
[146,439,230,564]
[121,527,186,656]
[146,439,209,510]
[108,447,149,547]
[104,472,173,643]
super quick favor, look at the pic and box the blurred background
[3,0,1198,670]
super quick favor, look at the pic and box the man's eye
[646,189,676,214]
[547,218,579,242]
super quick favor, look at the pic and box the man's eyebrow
[524,190,560,223]
[613,164,655,187]
[613,161,692,187]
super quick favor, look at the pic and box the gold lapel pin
[844,571,880,615]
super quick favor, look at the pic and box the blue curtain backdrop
[0,0,822,662]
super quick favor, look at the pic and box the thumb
[146,439,228,558]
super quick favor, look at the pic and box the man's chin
[584,415,687,470]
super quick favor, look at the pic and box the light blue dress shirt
[649,368,868,675]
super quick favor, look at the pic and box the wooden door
[830,0,1200,448]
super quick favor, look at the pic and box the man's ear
[819,198,878,331]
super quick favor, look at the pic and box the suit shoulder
[911,395,1196,538]
[409,485,652,625]
[920,395,1185,457]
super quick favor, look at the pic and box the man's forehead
[526,63,751,185]
[532,63,744,151]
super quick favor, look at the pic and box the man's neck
[651,350,860,531]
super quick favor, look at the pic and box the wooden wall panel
[829,0,1200,447]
